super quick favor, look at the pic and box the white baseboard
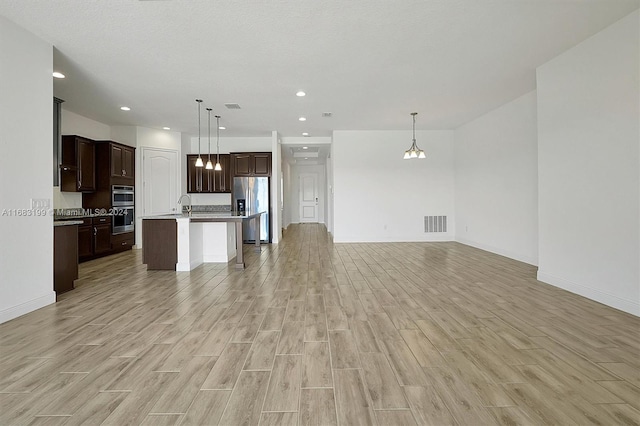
[537,270,640,317]
[455,237,537,266]
[0,292,56,324]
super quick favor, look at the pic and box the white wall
[537,10,639,316]
[288,164,327,224]
[333,130,455,242]
[61,109,111,140]
[454,91,538,265]
[0,17,55,323]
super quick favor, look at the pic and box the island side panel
[142,219,177,270]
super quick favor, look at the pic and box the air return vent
[224,103,241,109]
[424,216,447,233]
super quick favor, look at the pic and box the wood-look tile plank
[329,330,360,369]
[261,307,286,331]
[360,352,408,409]
[333,369,375,426]
[63,391,130,426]
[194,322,236,356]
[302,342,332,388]
[375,410,418,426]
[325,306,349,330]
[305,312,328,342]
[231,314,264,343]
[277,321,305,354]
[260,412,298,426]
[243,330,280,370]
[487,406,539,426]
[218,371,270,425]
[150,356,216,414]
[352,320,380,353]
[140,414,182,426]
[200,343,251,389]
[101,372,177,426]
[284,300,305,322]
[380,339,428,386]
[404,385,456,426]
[399,329,446,368]
[299,388,338,426]
[180,390,230,426]
[262,355,302,412]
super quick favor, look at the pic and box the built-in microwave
[112,206,134,234]
[112,185,134,206]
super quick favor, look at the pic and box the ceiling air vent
[322,112,332,117]
[224,103,241,109]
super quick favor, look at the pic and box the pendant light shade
[195,99,204,167]
[205,108,214,170]
[403,112,425,160]
[214,115,222,171]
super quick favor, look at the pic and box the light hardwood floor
[1,224,639,425]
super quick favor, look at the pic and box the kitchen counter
[142,211,260,221]
[53,220,84,227]
[142,211,265,270]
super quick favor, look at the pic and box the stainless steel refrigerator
[233,176,270,243]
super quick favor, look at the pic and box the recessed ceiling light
[302,146,308,149]
[296,91,306,97]
[218,126,226,130]
[302,133,309,137]
[120,106,131,111]
[52,72,65,79]
[298,117,306,121]
[304,157,308,160]
[163,127,170,130]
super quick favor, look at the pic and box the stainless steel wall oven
[111,185,134,234]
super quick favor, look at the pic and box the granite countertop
[54,220,84,227]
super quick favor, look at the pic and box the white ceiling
[1,0,638,139]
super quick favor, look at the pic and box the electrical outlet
[31,198,51,209]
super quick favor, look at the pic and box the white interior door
[299,173,318,223]
[143,148,178,216]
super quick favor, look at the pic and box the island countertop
[142,211,264,222]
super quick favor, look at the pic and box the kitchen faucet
[177,194,192,215]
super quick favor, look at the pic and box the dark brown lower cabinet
[54,225,79,295]
[142,219,177,270]
[78,219,94,260]
[78,216,116,262]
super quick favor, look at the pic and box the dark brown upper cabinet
[60,135,95,192]
[186,154,231,193]
[231,152,271,177]
[212,154,231,193]
[108,142,135,181]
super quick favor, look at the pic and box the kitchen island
[142,211,264,270]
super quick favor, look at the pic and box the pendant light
[205,108,214,170]
[214,115,222,171]
[195,99,204,167]
[403,112,426,159]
